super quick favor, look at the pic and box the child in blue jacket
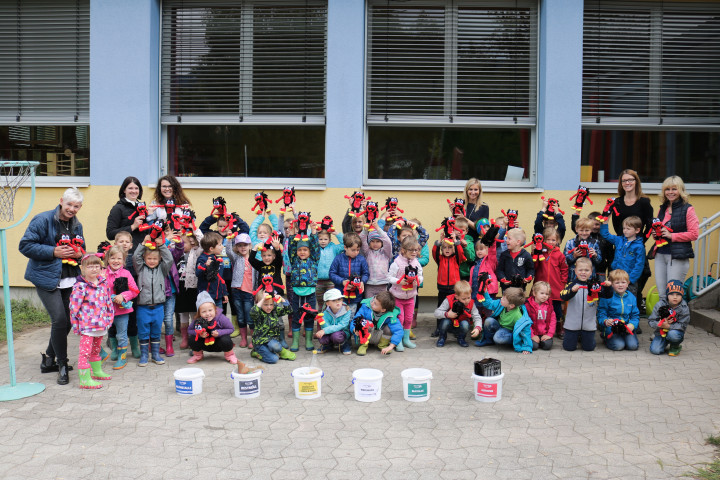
[315,289,352,354]
[476,286,533,354]
[353,291,403,355]
[597,269,640,351]
[599,216,646,297]
[288,226,320,352]
[316,228,344,307]
[329,233,370,316]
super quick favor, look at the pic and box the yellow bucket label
[298,381,318,394]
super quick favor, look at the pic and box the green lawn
[0,300,51,343]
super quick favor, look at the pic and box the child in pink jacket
[360,222,392,299]
[104,245,138,370]
[387,236,423,350]
[525,281,556,351]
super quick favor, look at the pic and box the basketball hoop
[0,160,45,401]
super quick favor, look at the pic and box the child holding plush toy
[250,291,296,364]
[187,291,248,369]
[647,280,690,356]
[103,245,138,370]
[388,236,423,349]
[329,233,369,317]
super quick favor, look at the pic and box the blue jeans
[439,318,470,336]
[113,313,129,348]
[563,329,596,351]
[650,330,684,355]
[136,305,164,341]
[255,339,283,364]
[484,317,513,345]
[232,289,254,328]
[605,332,639,351]
[163,294,176,336]
[291,292,317,330]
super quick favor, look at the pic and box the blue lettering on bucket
[175,379,194,394]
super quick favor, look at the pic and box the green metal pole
[1,229,17,387]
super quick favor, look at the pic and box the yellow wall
[3,186,719,297]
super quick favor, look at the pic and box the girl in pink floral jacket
[70,253,115,389]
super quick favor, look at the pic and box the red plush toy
[96,241,112,258]
[569,186,593,213]
[361,201,380,230]
[163,199,177,217]
[647,218,672,249]
[343,274,364,299]
[540,197,565,220]
[523,233,551,262]
[298,303,319,326]
[474,271,491,303]
[292,212,312,242]
[435,216,463,245]
[447,198,466,217]
[354,317,372,345]
[396,265,419,291]
[657,305,677,338]
[275,187,296,214]
[194,318,218,346]
[139,219,166,249]
[501,209,519,229]
[252,274,285,296]
[259,231,283,252]
[210,197,227,219]
[606,318,633,339]
[381,197,404,222]
[128,201,148,221]
[220,212,241,240]
[250,191,271,215]
[319,215,334,233]
[180,208,197,236]
[344,191,369,217]
[596,198,619,223]
[567,239,590,258]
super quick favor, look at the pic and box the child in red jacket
[432,237,467,336]
[525,281,556,350]
[533,227,567,335]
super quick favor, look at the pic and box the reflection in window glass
[368,126,530,181]
[167,125,325,178]
[0,126,90,176]
[581,130,720,184]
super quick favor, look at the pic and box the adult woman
[19,188,84,385]
[611,169,653,239]
[149,175,192,220]
[654,176,699,301]
[462,178,489,223]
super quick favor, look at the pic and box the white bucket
[473,373,504,402]
[174,368,205,395]
[352,368,384,402]
[291,367,324,399]
[230,368,263,399]
[401,368,433,402]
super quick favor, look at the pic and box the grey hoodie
[647,299,690,333]
[133,243,173,305]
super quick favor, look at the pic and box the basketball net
[0,163,34,222]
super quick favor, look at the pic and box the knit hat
[368,230,383,242]
[666,280,685,297]
[196,291,215,310]
[296,239,310,249]
[323,288,343,302]
[233,233,251,245]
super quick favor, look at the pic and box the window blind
[366,0,538,125]
[583,0,720,126]
[0,0,89,124]
[161,0,327,124]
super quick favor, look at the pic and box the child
[494,215,509,259]
[196,232,230,308]
[316,227,344,307]
[329,233,369,316]
[226,233,256,348]
[388,236,424,349]
[179,231,203,349]
[434,280,481,348]
[316,289,352,354]
[250,291,297,364]
[599,216,645,297]
[353,291,403,355]
[564,218,602,282]
[200,215,239,331]
[187,291,249,370]
[497,228,534,292]
[431,236,466,336]
[248,234,284,295]
[476,286,533,354]
[160,225,184,357]
[469,223,499,304]
[559,257,612,351]
[70,253,114,388]
[288,225,320,352]
[133,235,173,366]
[250,211,280,260]
[525,281,556,351]
[360,223,392,299]
[648,280,690,356]
[572,211,614,280]
[103,245,138,370]
[106,231,139,360]
[533,228,568,334]
[534,197,567,241]
[597,269,640,351]
[385,219,429,262]
[454,217,476,281]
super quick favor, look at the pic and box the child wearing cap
[288,223,320,352]
[187,291,249,370]
[360,221,392,299]
[648,280,690,356]
[227,233,257,349]
[250,291,296,364]
[316,289,352,354]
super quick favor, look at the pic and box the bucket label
[175,379,194,394]
[477,382,498,397]
[407,382,428,397]
[237,379,259,395]
[357,383,379,397]
[298,381,318,395]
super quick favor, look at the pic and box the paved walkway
[1,316,719,479]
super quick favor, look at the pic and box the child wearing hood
[360,221,392,299]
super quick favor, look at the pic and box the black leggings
[188,334,234,353]
[36,287,72,364]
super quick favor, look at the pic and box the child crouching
[187,291,249,371]
[353,291,403,355]
[476,286,533,354]
[434,281,481,348]
[648,280,690,356]
[250,291,296,364]
[316,288,352,354]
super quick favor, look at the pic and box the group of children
[67,182,691,388]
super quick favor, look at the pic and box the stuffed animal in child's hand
[194,317,218,346]
[540,197,565,219]
[259,230,283,252]
[524,233,550,262]
[474,272,491,303]
[396,265,419,291]
[569,186,593,213]
[568,240,590,258]
[113,277,139,309]
[298,303,318,326]
[586,279,603,304]
[361,201,380,229]
[97,241,112,258]
[163,199,177,217]
[203,254,222,282]
[450,299,472,328]
[657,305,677,337]
[381,197,404,222]
[343,274,364,299]
[480,221,500,247]
[354,317,372,344]
[139,219,166,249]
[220,212,242,240]
[252,274,284,296]
[210,197,227,219]
[501,209,519,229]
[597,198,619,223]
[128,201,148,221]
[607,318,633,339]
[344,191,369,217]
[169,210,185,231]
[319,215,334,233]
[435,216,463,245]
[250,191,271,215]
[293,212,312,241]
[275,187,296,214]
[647,218,672,250]
[180,208,197,236]
[447,198,466,217]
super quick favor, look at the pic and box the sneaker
[341,342,352,355]
[668,345,682,357]
[250,350,263,361]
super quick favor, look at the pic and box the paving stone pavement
[1,315,719,480]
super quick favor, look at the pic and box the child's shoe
[475,338,494,347]
[187,351,204,364]
[409,329,416,340]
[78,368,102,389]
[356,342,369,356]
[305,329,315,351]
[341,340,352,355]
[377,336,390,349]
[89,360,112,380]
[100,346,109,362]
[164,334,175,357]
[458,335,469,348]
[668,345,682,356]
[247,329,254,349]
[231,316,241,338]
[108,337,119,361]
[113,346,128,370]
[138,341,149,367]
[180,329,189,349]
[402,329,416,349]
[290,330,300,352]
[150,339,165,365]
[224,350,238,364]
[129,336,141,358]
[436,333,446,347]
[279,348,296,361]
[238,327,248,348]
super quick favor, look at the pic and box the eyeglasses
[621,179,636,184]
[161,185,173,190]
[84,264,102,270]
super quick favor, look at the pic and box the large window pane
[368,126,530,181]
[0,125,90,176]
[167,125,324,178]
[580,129,720,184]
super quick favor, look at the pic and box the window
[581,0,720,185]
[161,0,327,179]
[366,0,538,183]
[0,0,90,177]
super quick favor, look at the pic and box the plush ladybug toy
[435,216,463,245]
[524,233,550,262]
[210,197,227,218]
[501,209,519,229]
[447,198,466,217]
[293,212,312,242]
[139,219,166,249]
[344,191,369,217]
[319,215,334,233]
[343,274,364,299]
[250,191,271,215]
[647,218,672,249]
[362,201,380,229]
[657,305,678,338]
[275,187,296,214]
[540,197,565,219]
[194,317,218,346]
[128,201,148,221]
[396,265,419,291]
[381,197,404,222]
[597,198,619,223]
[569,186,593,213]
